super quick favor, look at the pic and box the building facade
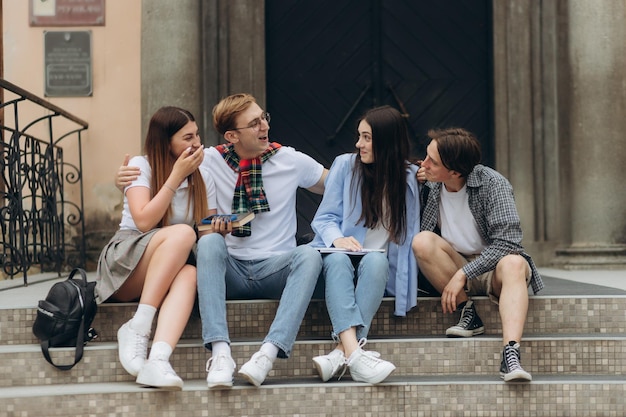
[3,0,625,270]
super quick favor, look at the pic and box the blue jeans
[323,251,388,341]
[196,233,322,358]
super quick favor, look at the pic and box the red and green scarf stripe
[216,142,282,236]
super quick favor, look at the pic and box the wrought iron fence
[1,79,88,285]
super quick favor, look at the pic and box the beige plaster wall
[3,1,142,241]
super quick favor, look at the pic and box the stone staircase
[1,275,626,416]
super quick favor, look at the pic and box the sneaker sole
[207,380,233,389]
[350,364,396,384]
[136,374,183,391]
[501,370,532,382]
[238,370,263,387]
[136,381,183,391]
[445,326,485,338]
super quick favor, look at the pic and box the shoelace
[355,338,383,360]
[356,350,384,366]
[132,332,149,359]
[335,339,370,381]
[206,354,233,372]
[457,305,475,328]
[504,346,522,371]
[252,352,272,368]
[357,338,368,349]
[344,338,384,374]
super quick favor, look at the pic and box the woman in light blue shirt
[310,106,420,384]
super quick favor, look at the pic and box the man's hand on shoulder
[116,154,140,192]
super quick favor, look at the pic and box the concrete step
[3,335,625,387]
[2,375,625,417]
[3,295,626,345]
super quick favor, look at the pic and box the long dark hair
[351,106,410,244]
[144,106,207,227]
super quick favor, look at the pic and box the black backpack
[32,268,98,370]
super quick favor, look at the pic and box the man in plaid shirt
[412,127,543,382]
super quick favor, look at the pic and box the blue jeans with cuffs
[196,233,322,358]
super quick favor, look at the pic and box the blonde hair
[212,93,257,135]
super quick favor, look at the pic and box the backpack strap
[40,319,87,371]
[39,268,89,371]
[69,267,89,286]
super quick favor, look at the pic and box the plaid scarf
[216,142,282,236]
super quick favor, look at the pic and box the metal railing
[1,79,88,285]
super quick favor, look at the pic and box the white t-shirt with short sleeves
[202,146,324,260]
[439,183,486,255]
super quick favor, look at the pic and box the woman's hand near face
[170,145,204,185]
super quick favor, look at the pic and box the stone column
[201,0,266,146]
[141,0,203,141]
[492,1,561,265]
[556,0,626,267]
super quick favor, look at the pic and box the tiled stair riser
[5,381,626,417]
[2,337,625,387]
[2,297,626,345]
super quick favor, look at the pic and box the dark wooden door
[266,0,492,236]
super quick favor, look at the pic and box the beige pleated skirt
[95,228,158,304]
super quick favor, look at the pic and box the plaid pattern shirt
[421,164,544,294]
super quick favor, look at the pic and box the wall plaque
[44,31,92,97]
[30,0,105,27]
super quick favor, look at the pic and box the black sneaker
[445,300,485,337]
[500,341,532,382]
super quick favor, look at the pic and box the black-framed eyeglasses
[231,112,271,131]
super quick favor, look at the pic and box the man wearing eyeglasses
[194,93,327,388]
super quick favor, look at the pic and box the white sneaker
[117,321,149,376]
[206,353,236,389]
[239,351,274,387]
[312,350,347,382]
[347,349,396,384]
[136,358,183,390]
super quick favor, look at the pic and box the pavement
[1,267,625,310]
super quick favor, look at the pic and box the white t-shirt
[363,225,389,251]
[119,155,216,230]
[202,146,324,260]
[439,183,486,255]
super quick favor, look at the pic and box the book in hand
[315,247,386,256]
[197,212,255,232]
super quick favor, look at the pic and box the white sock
[211,341,231,358]
[260,342,279,362]
[130,304,156,336]
[149,341,173,361]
